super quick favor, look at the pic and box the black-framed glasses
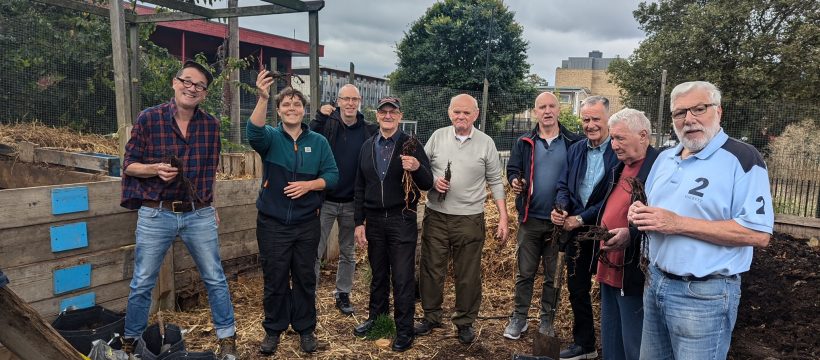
[671,103,716,120]
[175,77,207,92]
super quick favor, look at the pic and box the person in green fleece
[247,70,339,356]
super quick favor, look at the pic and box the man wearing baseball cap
[351,97,433,352]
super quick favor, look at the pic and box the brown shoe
[217,335,237,359]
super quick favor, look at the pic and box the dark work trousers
[565,230,596,349]
[419,208,485,327]
[365,211,418,338]
[513,218,559,321]
[256,212,320,336]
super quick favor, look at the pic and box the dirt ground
[162,231,818,360]
[728,233,819,360]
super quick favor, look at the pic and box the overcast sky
[211,0,647,84]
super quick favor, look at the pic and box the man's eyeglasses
[671,103,716,121]
[175,77,207,92]
[377,109,401,116]
[338,96,361,103]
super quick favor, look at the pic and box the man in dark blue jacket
[351,97,433,352]
[551,95,619,360]
[503,92,581,340]
[309,84,378,316]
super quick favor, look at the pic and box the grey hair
[580,95,610,113]
[609,108,652,134]
[449,94,479,110]
[338,83,361,96]
[670,81,721,111]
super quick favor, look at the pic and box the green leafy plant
[365,314,396,340]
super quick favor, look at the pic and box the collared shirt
[121,99,221,209]
[528,135,566,219]
[579,137,611,206]
[645,129,774,277]
[374,130,400,181]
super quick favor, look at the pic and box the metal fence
[1,1,818,218]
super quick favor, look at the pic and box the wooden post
[655,69,667,148]
[109,0,133,161]
[480,78,489,131]
[0,285,83,360]
[150,250,175,313]
[309,10,320,116]
[129,23,141,121]
[348,62,354,84]
[269,57,278,125]
[228,0,241,144]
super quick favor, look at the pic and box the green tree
[390,0,536,142]
[609,0,819,138]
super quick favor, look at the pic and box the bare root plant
[401,135,420,212]
[438,160,452,202]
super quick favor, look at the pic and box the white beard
[674,120,720,153]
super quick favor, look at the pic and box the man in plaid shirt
[120,61,236,358]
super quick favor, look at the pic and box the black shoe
[300,332,318,353]
[414,319,442,336]
[353,319,376,337]
[559,343,598,360]
[335,292,355,315]
[260,333,280,355]
[391,334,414,352]
[457,324,475,344]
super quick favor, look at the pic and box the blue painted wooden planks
[50,222,89,252]
[59,292,96,311]
[51,186,89,215]
[53,263,92,294]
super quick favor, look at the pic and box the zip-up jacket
[247,121,339,225]
[506,123,582,223]
[555,138,620,224]
[354,131,433,226]
[309,108,378,202]
[592,146,659,295]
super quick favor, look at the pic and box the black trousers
[256,212,320,336]
[565,232,596,349]
[365,212,417,338]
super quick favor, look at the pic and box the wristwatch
[575,215,584,226]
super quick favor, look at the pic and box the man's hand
[627,201,646,225]
[155,163,179,182]
[320,104,335,116]
[562,215,583,231]
[255,70,275,100]
[510,178,527,195]
[550,209,568,226]
[284,181,314,199]
[601,227,630,250]
[630,204,681,234]
[496,216,509,245]
[354,225,367,247]
[434,176,450,193]
[400,155,420,171]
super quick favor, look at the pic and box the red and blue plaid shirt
[121,99,221,210]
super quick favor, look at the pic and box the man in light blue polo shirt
[629,81,773,359]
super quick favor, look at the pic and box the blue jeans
[600,283,642,360]
[125,205,236,339]
[315,200,356,295]
[640,266,740,360]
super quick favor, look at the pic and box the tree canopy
[390,0,536,142]
[608,0,819,138]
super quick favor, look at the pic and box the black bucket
[135,323,186,360]
[51,305,125,354]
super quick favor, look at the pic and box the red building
[134,5,323,76]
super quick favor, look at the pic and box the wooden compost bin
[0,153,261,358]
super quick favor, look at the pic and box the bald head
[336,84,361,123]
[448,94,480,136]
[533,91,560,134]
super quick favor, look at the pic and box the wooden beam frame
[139,0,215,18]
[31,0,136,21]
[131,1,324,23]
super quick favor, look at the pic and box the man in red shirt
[594,108,659,360]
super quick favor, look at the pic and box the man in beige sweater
[415,94,509,344]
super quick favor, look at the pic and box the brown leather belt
[142,200,211,213]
